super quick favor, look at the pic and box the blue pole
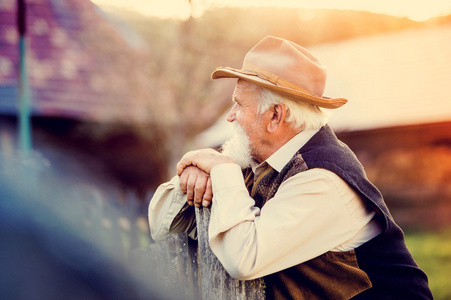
[17,0,35,185]
[17,0,32,155]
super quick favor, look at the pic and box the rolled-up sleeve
[148,175,196,241]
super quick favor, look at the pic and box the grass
[405,228,451,300]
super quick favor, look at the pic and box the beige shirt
[148,129,382,280]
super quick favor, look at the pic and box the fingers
[179,166,195,206]
[185,170,198,206]
[177,148,233,176]
[193,172,208,208]
[177,151,196,176]
[177,159,189,177]
[179,167,189,194]
[177,149,234,207]
[202,177,213,207]
[179,166,212,207]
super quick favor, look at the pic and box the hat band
[242,63,318,97]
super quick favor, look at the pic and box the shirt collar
[264,128,319,173]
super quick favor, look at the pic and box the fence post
[130,232,199,299]
[195,207,265,300]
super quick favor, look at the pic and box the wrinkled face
[224,80,269,164]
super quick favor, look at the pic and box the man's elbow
[149,224,168,241]
[210,237,260,280]
[220,258,257,281]
[227,268,253,281]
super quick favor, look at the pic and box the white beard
[221,122,254,169]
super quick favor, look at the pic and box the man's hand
[179,166,213,207]
[177,148,235,176]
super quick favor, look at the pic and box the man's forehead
[232,86,249,104]
[232,84,242,102]
[233,80,259,99]
[236,79,257,89]
[232,88,241,101]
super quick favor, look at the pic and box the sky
[91,0,451,21]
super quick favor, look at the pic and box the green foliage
[405,228,451,300]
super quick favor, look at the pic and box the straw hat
[211,36,347,109]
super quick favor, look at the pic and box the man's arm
[177,150,379,280]
[148,166,213,241]
[177,148,235,176]
[207,164,379,280]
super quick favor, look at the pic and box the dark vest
[243,125,432,300]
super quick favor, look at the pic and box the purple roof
[0,0,152,122]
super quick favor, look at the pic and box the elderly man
[148,36,432,299]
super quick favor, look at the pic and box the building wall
[337,121,451,230]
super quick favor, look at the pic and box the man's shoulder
[298,125,357,168]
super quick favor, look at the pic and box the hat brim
[212,68,347,109]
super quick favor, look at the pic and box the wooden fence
[131,207,265,299]
[1,152,264,298]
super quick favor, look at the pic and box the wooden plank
[130,233,198,299]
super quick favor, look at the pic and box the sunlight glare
[212,0,451,21]
[91,0,191,19]
[91,0,451,21]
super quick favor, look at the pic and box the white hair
[252,84,330,131]
[221,122,253,169]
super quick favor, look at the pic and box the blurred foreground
[0,158,183,299]
[1,152,450,299]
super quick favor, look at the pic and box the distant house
[0,0,150,121]
[0,0,167,196]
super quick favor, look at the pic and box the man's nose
[226,105,236,122]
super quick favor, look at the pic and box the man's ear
[267,104,286,133]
